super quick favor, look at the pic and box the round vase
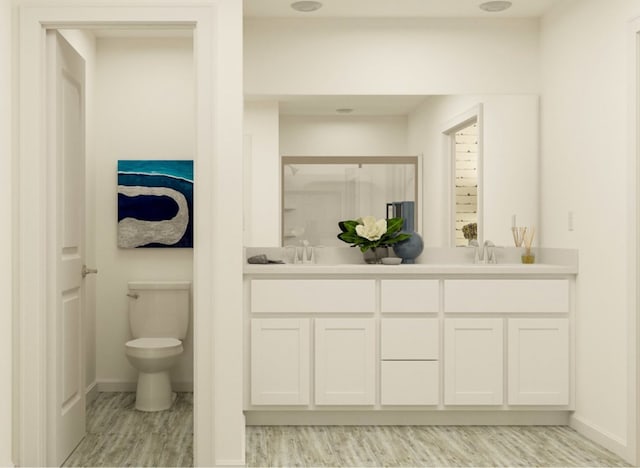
[393,232,424,264]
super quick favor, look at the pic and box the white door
[315,318,375,405]
[508,318,569,405]
[47,31,87,466]
[251,319,310,405]
[444,318,503,405]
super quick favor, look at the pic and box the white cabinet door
[381,279,439,313]
[444,318,503,405]
[381,361,439,405]
[315,318,376,405]
[508,318,569,405]
[251,319,310,405]
[381,318,439,360]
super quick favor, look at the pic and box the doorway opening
[451,120,479,246]
[442,105,483,247]
[14,4,242,466]
[53,27,195,467]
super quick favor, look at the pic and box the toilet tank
[128,281,191,339]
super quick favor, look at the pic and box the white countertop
[244,263,577,276]
[244,247,578,276]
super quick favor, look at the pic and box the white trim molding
[15,3,244,467]
[570,415,629,462]
[85,382,98,406]
[631,14,640,468]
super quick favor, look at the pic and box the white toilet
[125,281,190,412]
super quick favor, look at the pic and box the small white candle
[511,214,516,228]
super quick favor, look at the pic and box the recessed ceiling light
[336,108,354,114]
[479,1,513,12]
[291,1,323,12]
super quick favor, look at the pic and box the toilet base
[135,370,176,412]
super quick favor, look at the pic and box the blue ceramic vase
[391,201,424,264]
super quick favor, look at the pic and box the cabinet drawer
[381,361,439,405]
[381,318,439,360]
[444,279,569,313]
[251,279,376,313]
[381,279,439,313]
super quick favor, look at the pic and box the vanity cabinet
[381,318,439,405]
[443,279,570,406]
[250,318,310,405]
[245,269,575,417]
[444,317,570,406]
[444,318,504,405]
[315,318,376,405]
[507,318,569,405]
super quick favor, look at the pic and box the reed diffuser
[522,226,536,264]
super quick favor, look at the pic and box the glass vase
[363,246,388,264]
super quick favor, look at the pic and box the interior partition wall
[15,3,244,466]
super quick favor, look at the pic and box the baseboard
[215,459,246,467]
[246,410,570,426]
[569,414,633,464]
[96,380,193,393]
[85,381,98,405]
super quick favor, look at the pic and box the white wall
[245,18,540,95]
[280,115,408,156]
[58,28,98,398]
[94,37,194,389]
[540,0,640,462]
[408,95,539,247]
[0,0,12,463]
[244,101,280,246]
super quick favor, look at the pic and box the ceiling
[244,0,565,19]
[274,95,429,116]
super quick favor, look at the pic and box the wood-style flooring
[247,425,631,467]
[63,392,193,467]
[65,392,631,467]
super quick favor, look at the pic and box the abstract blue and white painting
[117,160,193,248]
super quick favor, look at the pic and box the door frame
[632,16,640,467]
[441,104,484,247]
[15,3,245,466]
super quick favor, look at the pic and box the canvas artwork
[117,160,194,248]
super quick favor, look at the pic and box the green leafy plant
[337,216,412,252]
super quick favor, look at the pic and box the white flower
[356,216,387,241]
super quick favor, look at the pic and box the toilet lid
[126,337,182,349]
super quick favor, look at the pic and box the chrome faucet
[468,239,497,264]
[469,239,482,263]
[483,240,496,264]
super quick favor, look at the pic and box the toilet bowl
[125,337,183,411]
[125,281,191,412]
